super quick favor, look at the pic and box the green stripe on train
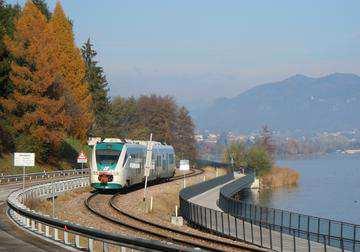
[91,183,122,189]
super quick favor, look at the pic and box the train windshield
[96,149,121,166]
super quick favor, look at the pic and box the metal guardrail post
[235,217,238,239]
[103,242,109,252]
[204,208,207,229]
[54,228,59,241]
[260,222,263,247]
[221,212,224,234]
[251,220,254,244]
[88,238,94,252]
[215,209,218,232]
[228,212,231,236]
[293,229,296,252]
[280,226,283,252]
[269,224,273,250]
[242,218,246,241]
[64,231,69,244]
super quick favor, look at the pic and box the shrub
[246,146,272,176]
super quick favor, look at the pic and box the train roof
[88,137,172,148]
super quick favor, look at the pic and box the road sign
[179,160,190,171]
[14,153,35,167]
[77,151,88,163]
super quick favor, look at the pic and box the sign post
[179,160,190,188]
[14,152,35,190]
[143,134,153,204]
[77,151,88,178]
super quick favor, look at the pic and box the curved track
[85,168,260,251]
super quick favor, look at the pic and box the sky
[7,0,360,106]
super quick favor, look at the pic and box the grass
[141,166,228,222]
[0,153,55,175]
[0,137,90,175]
[24,187,90,215]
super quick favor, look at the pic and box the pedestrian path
[187,173,343,252]
[189,172,244,211]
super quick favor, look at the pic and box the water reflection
[240,154,360,224]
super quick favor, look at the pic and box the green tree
[246,146,272,176]
[0,1,19,154]
[81,38,109,135]
[223,142,247,167]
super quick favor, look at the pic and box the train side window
[156,155,161,167]
[168,154,174,164]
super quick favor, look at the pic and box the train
[88,138,176,190]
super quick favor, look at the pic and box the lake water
[243,154,360,224]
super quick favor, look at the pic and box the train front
[90,140,124,190]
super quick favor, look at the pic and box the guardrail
[219,171,360,251]
[0,168,89,184]
[180,168,360,251]
[7,177,193,251]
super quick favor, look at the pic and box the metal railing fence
[219,171,360,251]
[180,168,360,251]
[7,177,194,252]
[0,168,89,184]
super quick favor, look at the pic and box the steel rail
[85,168,262,251]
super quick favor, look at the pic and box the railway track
[85,168,262,252]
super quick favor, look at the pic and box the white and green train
[89,138,176,190]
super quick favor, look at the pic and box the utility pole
[52,178,55,218]
[22,166,25,190]
[143,133,153,203]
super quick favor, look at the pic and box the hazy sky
[8,0,360,105]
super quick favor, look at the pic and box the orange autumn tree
[2,0,69,160]
[47,2,93,141]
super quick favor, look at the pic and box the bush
[224,143,272,177]
[246,146,272,176]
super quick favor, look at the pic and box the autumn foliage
[0,0,92,161]
[47,2,92,139]
[0,0,197,164]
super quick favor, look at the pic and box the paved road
[0,177,84,251]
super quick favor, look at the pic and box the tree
[223,142,247,167]
[2,0,69,161]
[173,106,197,160]
[47,2,93,141]
[32,0,51,20]
[259,125,276,161]
[81,38,109,135]
[108,96,144,138]
[0,1,19,154]
[137,95,178,144]
[246,146,272,176]
[223,142,272,176]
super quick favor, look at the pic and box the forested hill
[192,73,360,133]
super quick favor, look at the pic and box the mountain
[191,73,360,134]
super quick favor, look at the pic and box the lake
[242,154,360,224]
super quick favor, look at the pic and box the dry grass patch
[24,186,91,215]
[261,166,300,189]
[139,166,229,221]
